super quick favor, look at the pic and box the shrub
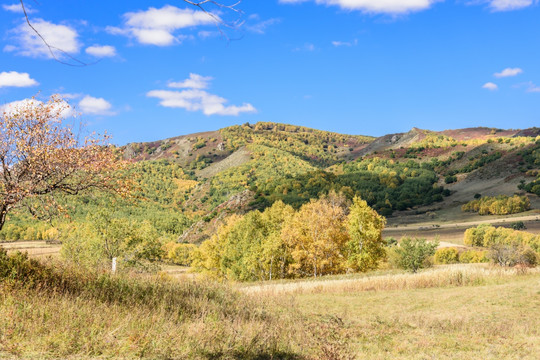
[461,195,530,215]
[463,224,491,247]
[394,237,438,273]
[459,250,489,264]
[463,224,540,253]
[164,242,196,266]
[489,244,538,267]
[384,237,398,247]
[511,221,526,230]
[434,247,459,264]
[445,175,457,184]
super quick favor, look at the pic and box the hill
[1,123,539,247]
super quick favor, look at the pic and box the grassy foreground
[0,250,312,359]
[292,267,540,359]
[1,249,539,359]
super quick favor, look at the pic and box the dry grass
[2,249,539,359]
[0,241,61,258]
[295,272,540,359]
[0,287,310,359]
[243,264,538,295]
[0,251,312,359]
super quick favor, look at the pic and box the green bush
[445,175,457,184]
[511,221,526,230]
[394,237,438,273]
[434,247,459,264]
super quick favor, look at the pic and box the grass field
[1,249,539,359]
[295,273,540,359]
[290,265,540,359]
[0,241,61,258]
[384,211,540,246]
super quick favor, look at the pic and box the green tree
[192,201,294,281]
[346,197,386,272]
[395,237,438,273]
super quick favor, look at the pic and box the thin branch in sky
[17,0,244,66]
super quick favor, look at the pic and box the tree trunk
[0,205,7,231]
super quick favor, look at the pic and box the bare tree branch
[19,0,94,66]
[18,0,244,66]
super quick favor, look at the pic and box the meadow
[1,248,539,359]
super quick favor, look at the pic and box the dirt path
[388,214,540,232]
[0,241,61,258]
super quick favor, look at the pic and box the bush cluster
[461,195,530,215]
[463,224,539,267]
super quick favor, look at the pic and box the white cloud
[482,82,498,91]
[1,98,73,118]
[279,0,440,14]
[526,82,540,93]
[2,3,35,13]
[109,5,215,46]
[85,45,117,57]
[332,39,358,47]
[168,73,213,89]
[147,74,256,116]
[198,30,220,39]
[4,19,80,58]
[0,71,38,88]
[488,0,534,11]
[246,17,281,34]
[78,95,115,115]
[494,67,523,78]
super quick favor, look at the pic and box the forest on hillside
[1,123,539,273]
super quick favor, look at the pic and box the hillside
[1,123,539,246]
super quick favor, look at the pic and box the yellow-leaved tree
[345,197,386,272]
[191,201,295,281]
[282,193,349,278]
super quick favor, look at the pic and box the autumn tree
[0,95,128,230]
[282,193,349,277]
[346,196,386,272]
[191,201,294,281]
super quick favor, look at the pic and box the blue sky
[0,0,539,145]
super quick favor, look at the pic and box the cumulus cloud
[0,71,38,88]
[488,0,535,11]
[482,82,498,91]
[78,95,115,115]
[279,0,440,14]
[1,98,73,118]
[107,5,215,46]
[168,73,213,89]
[147,74,256,116]
[85,45,117,57]
[494,67,523,78]
[4,19,80,58]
